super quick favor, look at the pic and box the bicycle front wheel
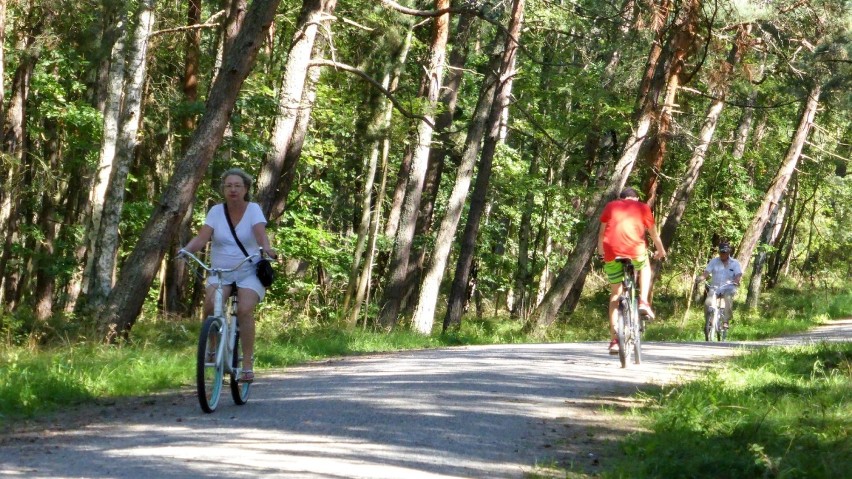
[197,316,225,413]
[704,311,715,342]
[230,330,251,405]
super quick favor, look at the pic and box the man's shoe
[608,339,619,355]
[638,300,655,319]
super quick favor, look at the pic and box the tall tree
[411,31,505,332]
[378,0,451,330]
[342,27,413,326]
[0,6,47,307]
[442,0,525,333]
[401,12,476,314]
[99,0,282,341]
[654,27,750,282]
[267,0,338,221]
[88,0,157,307]
[736,84,821,271]
[81,5,128,304]
[255,0,336,217]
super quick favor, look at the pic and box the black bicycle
[614,257,643,368]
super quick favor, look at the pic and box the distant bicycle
[703,281,735,342]
[614,257,644,368]
[178,249,258,413]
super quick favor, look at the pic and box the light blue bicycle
[178,250,258,413]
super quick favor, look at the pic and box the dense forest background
[0,0,849,343]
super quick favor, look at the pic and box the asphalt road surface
[2,319,849,478]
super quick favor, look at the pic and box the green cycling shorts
[603,255,647,284]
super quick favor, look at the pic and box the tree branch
[309,59,435,128]
[150,10,226,37]
[378,0,477,17]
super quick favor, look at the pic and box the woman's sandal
[240,370,254,383]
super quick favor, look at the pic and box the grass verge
[607,342,852,478]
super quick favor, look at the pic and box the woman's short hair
[220,168,253,201]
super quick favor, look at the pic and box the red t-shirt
[600,199,654,262]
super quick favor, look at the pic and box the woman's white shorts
[207,264,265,301]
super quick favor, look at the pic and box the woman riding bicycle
[598,187,666,354]
[696,241,742,329]
[180,168,277,383]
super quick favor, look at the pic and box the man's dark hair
[619,187,640,199]
[718,242,732,253]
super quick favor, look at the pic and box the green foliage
[610,342,852,478]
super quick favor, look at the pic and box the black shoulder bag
[223,203,276,288]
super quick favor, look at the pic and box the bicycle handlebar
[177,249,260,275]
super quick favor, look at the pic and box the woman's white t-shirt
[205,202,267,270]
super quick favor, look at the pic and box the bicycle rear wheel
[197,316,225,413]
[230,330,251,405]
[633,318,642,365]
[616,299,631,368]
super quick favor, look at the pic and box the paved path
[1,319,849,478]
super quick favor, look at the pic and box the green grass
[0,344,192,420]
[608,342,852,478]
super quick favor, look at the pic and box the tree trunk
[641,0,700,209]
[349,135,394,329]
[342,28,413,325]
[99,0,282,342]
[511,151,537,319]
[401,12,475,315]
[0,20,42,308]
[411,32,504,333]
[33,117,61,321]
[221,0,247,64]
[736,83,821,271]
[383,146,411,240]
[255,0,336,216]
[0,0,6,120]
[767,177,801,287]
[268,2,337,222]
[441,0,525,333]
[89,0,157,308]
[82,6,128,302]
[378,0,451,330]
[162,0,224,316]
[745,201,785,309]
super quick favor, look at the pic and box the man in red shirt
[598,187,666,354]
